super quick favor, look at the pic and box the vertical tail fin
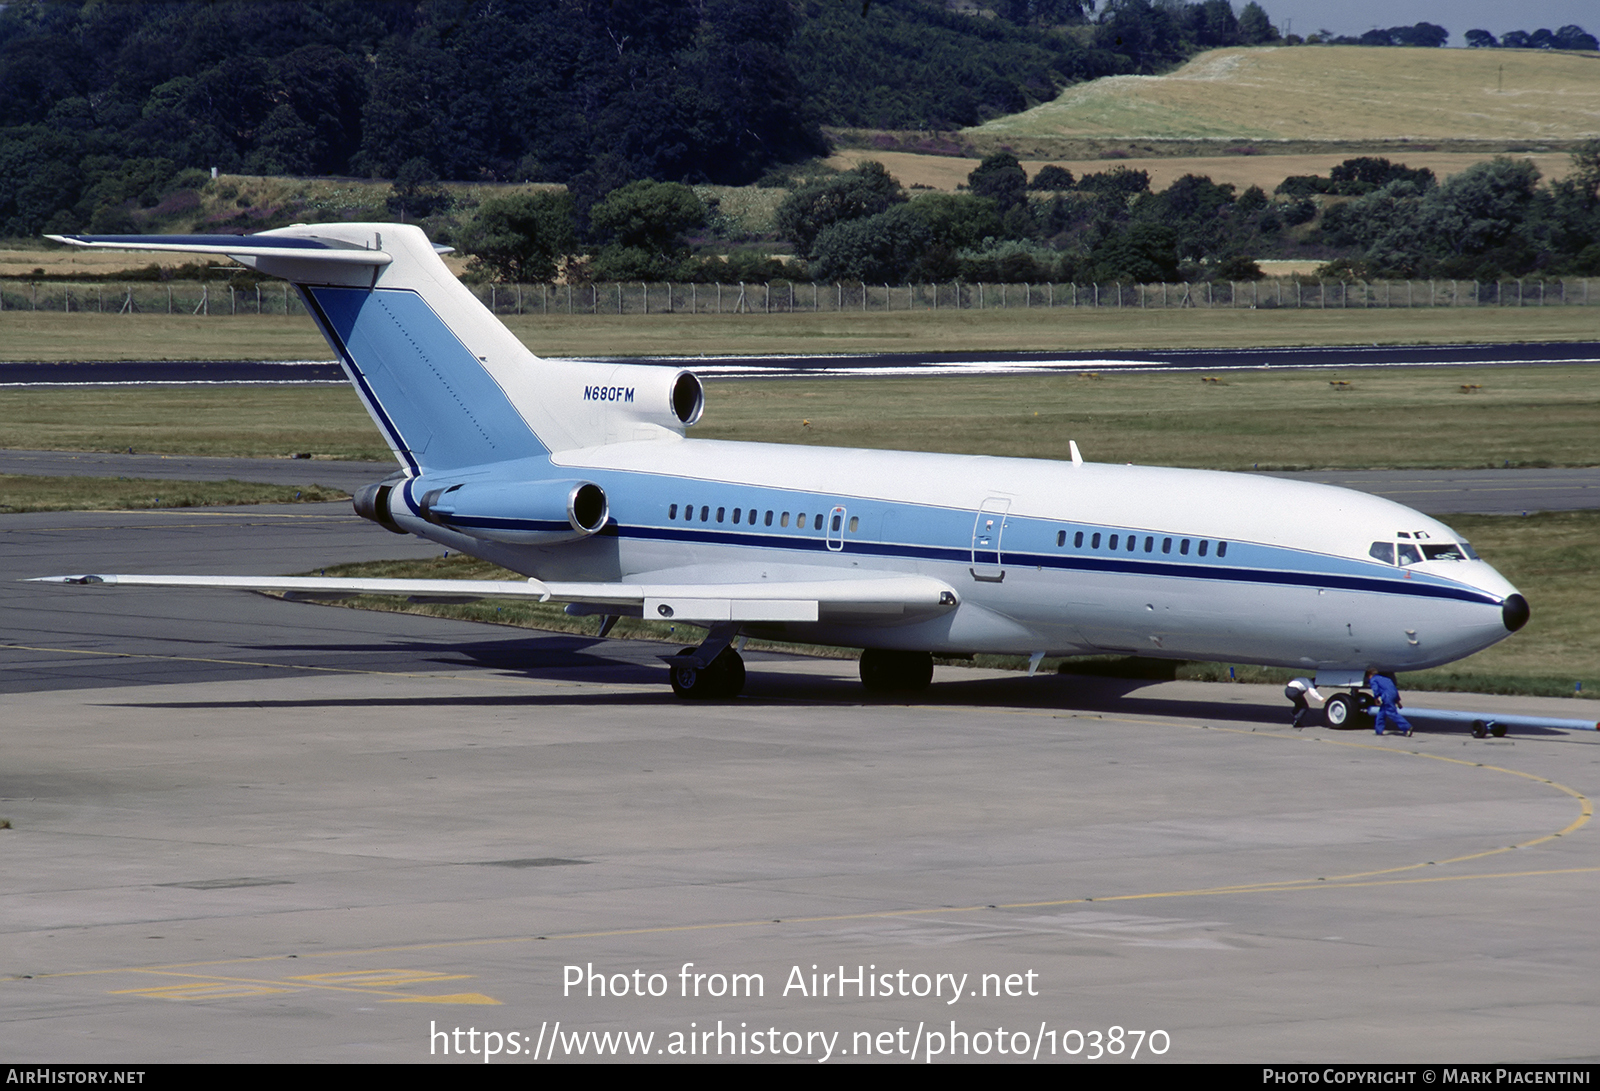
[47,224,702,472]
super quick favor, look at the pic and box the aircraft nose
[1501,593,1530,633]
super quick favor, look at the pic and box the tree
[1555,25,1599,50]
[907,192,1003,251]
[1236,3,1279,45]
[775,162,905,258]
[968,152,1028,214]
[1464,29,1497,48]
[1391,23,1448,48]
[386,157,453,220]
[1188,0,1239,47]
[1086,223,1178,283]
[809,205,934,283]
[458,191,577,283]
[1029,164,1076,191]
[588,180,707,281]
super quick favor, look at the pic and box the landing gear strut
[664,623,746,699]
[859,649,934,694]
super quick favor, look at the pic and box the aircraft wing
[31,573,958,622]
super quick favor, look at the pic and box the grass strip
[3,363,1598,470]
[0,474,348,513]
[1,307,1597,362]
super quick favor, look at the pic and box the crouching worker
[1365,670,1413,737]
[1285,677,1321,729]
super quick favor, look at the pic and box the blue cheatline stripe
[306,286,546,473]
[472,512,1499,609]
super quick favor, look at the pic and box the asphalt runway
[2,505,1597,1063]
[5,341,1598,384]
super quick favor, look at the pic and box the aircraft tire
[712,648,746,698]
[1324,693,1357,729]
[669,647,745,699]
[669,649,710,699]
[859,649,934,694]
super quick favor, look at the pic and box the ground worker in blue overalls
[1365,670,1414,737]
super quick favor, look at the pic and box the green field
[975,45,1600,144]
[6,363,1595,472]
[1,307,1596,363]
[0,475,347,513]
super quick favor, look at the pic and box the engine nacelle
[352,475,409,534]
[410,476,610,545]
[543,361,704,446]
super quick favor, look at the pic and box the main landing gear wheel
[858,649,934,694]
[668,647,745,700]
[1323,692,1371,730]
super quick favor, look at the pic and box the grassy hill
[970,45,1600,148]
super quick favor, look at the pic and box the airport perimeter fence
[1,277,1596,316]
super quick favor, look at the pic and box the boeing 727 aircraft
[37,224,1529,718]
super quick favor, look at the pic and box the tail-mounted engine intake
[551,362,704,443]
[407,476,609,545]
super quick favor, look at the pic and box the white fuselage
[384,434,1521,673]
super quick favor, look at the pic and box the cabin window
[781,512,790,527]
[1057,530,1066,547]
[699,505,709,522]
[1198,540,1209,556]
[732,508,741,523]
[1180,539,1190,555]
[1074,531,1084,548]
[849,516,859,532]
[668,504,677,519]
[796,512,805,528]
[765,510,773,526]
[814,513,824,530]
[1216,541,1228,558]
[1091,532,1101,549]
[831,513,842,532]
[748,509,757,525]
[1162,537,1172,554]
[1109,534,1119,550]
[716,507,725,523]
[1144,536,1154,553]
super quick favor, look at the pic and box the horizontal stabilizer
[46,233,392,265]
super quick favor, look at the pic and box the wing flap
[31,574,550,602]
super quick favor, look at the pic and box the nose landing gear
[1323,691,1374,730]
